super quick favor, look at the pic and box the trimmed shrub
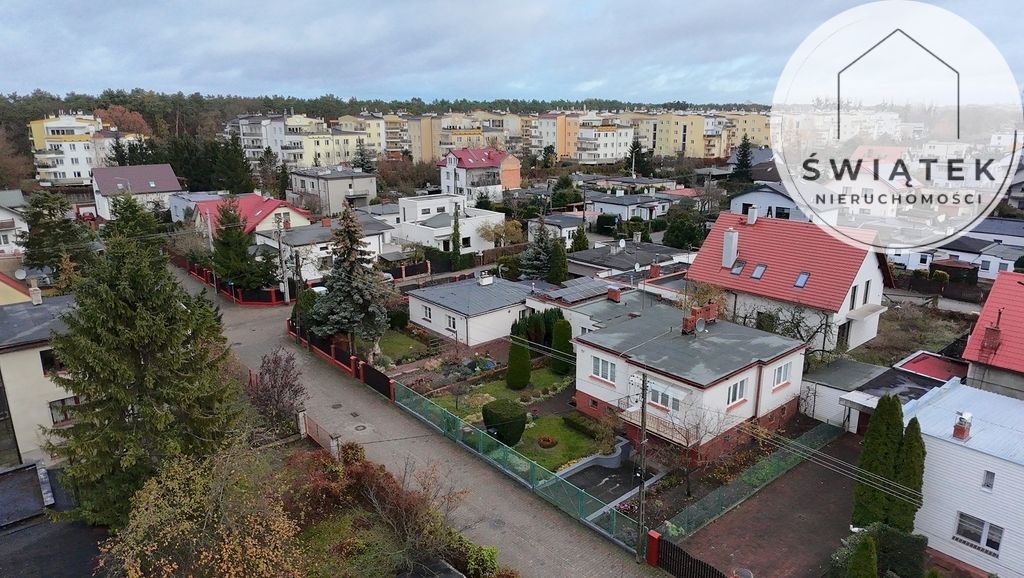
[445,529,499,578]
[828,523,927,578]
[562,412,604,439]
[387,309,409,329]
[650,218,668,232]
[595,214,617,235]
[930,269,950,284]
[505,341,531,390]
[482,399,527,446]
[550,319,573,375]
[847,536,877,578]
[339,442,366,466]
[912,268,928,279]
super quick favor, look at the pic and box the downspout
[752,363,765,424]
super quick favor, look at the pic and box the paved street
[171,266,660,578]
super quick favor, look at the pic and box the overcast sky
[4,0,1020,104]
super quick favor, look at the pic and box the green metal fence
[658,422,843,544]
[394,382,646,554]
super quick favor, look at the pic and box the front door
[836,321,851,350]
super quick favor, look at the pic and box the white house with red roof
[687,210,892,352]
[438,147,521,206]
[192,193,312,238]
[92,164,183,220]
[962,271,1024,400]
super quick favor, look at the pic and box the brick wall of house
[574,390,619,420]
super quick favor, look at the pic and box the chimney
[29,286,42,306]
[722,227,738,268]
[981,325,1002,354]
[952,411,973,441]
[607,286,622,302]
[321,217,332,228]
[478,272,494,286]
[648,263,662,279]
[747,205,758,225]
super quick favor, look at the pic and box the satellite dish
[618,239,626,249]
[695,317,707,333]
[14,268,27,280]
[634,262,641,272]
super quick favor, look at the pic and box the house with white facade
[0,190,29,257]
[729,183,810,221]
[253,212,393,283]
[407,274,537,347]
[289,166,378,214]
[168,191,229,223]
[687,210,892,351]
[394,195,504,254]
[0,295,77,467]
[902,380,1024,577]
[576,123,634,165]
[92,164,184,220]
[357,203,401,226]
[438,148,521,206]
[586,192,670,222]
[961,271,1024,400]
[224,113,286,165]
[527,213,584,249]
[574,298,807,462]
[192,193,312,238]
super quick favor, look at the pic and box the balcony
[616,397,696,447]
[34,149,63,157]
[468,178,501,188]
[35,158,57,168]
[281,143,303,150]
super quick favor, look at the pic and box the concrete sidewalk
[170,266,661,577]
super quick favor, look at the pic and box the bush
[388,308,409,329]
[550,319,573,375]
[282,449,349,527]
[930,269,950,284]
[340,442,366,466]
[595,214,617,235]
[444,529,499,578]
[650,218,668,232]
[505,342,531,390]
[519,394,531,403]
[562,412,604,439]
[828,523,927,578]
[482,399,527,446]
[541,387,550,396]
[912,268,928,279]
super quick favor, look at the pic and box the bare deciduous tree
[650,400,732,497]
[476,220,524,247]
[250,347,307,432]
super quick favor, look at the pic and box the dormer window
[795,272,810,288]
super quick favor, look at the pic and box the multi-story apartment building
[407,114,488,163]
[653,113,703,158]
[652,111,771,159]
[27,113,143,188]
[382,113,410,159]
[617,111,658,151]
[289,166,378,214]
[532,112,580,159]
[438,148,521,205]
[225,113,328,167]
[301,128,369,168]
[282,114,327,165]
[576,120,634,165]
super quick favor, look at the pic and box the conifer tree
[276,162,290,200]
[520,221,551,280]
[852,394,904,527]
[255,147,279,196]
[215,134,254,194]
[547,238,568,284]
[570,224,589,252]
[211,198,276,290]
[732,133,754,182]
[550,319,573,375]
[53,252,81,294]
[101,195,163,252]
[506,340,531,390]
[450,208,462,270]
[888,417,926,532]
[17,190,95,274]
[46,238,240,527]
[352,141,375,173]
[310,207,391,362]
[847,536,878,578]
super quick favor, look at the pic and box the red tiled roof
[962,271,1024,374]
[931,258,977,270]
[659,187,701,198]
[896,352,968,381]
[437,147,509,168]
[687,213,880,313]
[0,271,29,296]
[194,193,310,234]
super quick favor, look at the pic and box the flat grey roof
[529,214,583,229]
[569,290,651,327]
[0,295,74,351]
[803,358,888,392]
[358,203,399,216]
[569,242,684,271]
[577,301,803,387]
[290,167,375,180]
[266,212,393,246]
[408,278,535,317]
[982,242,1024,261]
[587,193,664,206]
[971,217,1024,238]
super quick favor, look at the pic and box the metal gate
[658,540,727,578]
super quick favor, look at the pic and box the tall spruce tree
[46,238,239,527]
[888,417,926,531]
[255,147,279,195]
[352,141,375,173]
[106,134,130,166]
[520,221,552,280]
[276,162,290,200]
[101,195,163,252]
[570,224,589,252]
[732,133,754,182]
[450,208,462,270]
[852,394,904,527]
[310,207,390,362]
[17,190,95,274]
[626,137,652,176]
[216,134,254,194]
[211,198,276,290]
[547,238,568,284]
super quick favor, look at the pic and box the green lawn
[432,367,569,420]
[299,509,405,578]
[362,330,428,363]
[516,415,600,472]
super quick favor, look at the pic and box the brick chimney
[607,286,621,303]
[321,217,331,228]
[952,411,972,441]
[648,263,662,279]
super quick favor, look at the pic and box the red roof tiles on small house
[962,271,1024,375]
[896,351,968,382]
[438,147,509,169]
[687,213,890,313]
[193,194,310,234]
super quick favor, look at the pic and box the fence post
[350,356,359,378]
[329,435,340,460]
[645,530,661,567]
[426,260,431,275]
[400,264,406,279]
[577,487,585,519]
[330,343,336,359]
[388,379,396,402]
[476,428,484,453]
[358,360,366,383]
[297,409,307,438]
[529,461,537,489]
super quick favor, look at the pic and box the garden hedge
[828,523,927,578]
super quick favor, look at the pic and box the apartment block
[28,113,143,188]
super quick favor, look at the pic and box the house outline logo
[836,28,960,140]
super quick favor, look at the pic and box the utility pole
[206,208,218,291]
[275,214,291,304]
[635,371,649,564]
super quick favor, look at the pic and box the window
[436,207,446,213]
[981,260,991,271]
[589,399,598,409]
[795,272,810,288]
[954,512,1003,555]
[849,285,859,310]
[580,327,590,335]
[727,379,747,405]
[863,280,871,305]
[420,208,430,215]
[730,260,746,275]
[40,349,62,375]
[982,470,995,490]
[775,207,791,220]
[446,315,456,331]
[49,396,81,426]
[461,237,471,248]
[774,362,792,387]
[422,305,432,320]
[919,255,928,265]
[751,264,767,280]
[591,356,616,382]
[998,262,1009,272]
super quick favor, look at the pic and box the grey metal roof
[92,164,181,196]
[727,146,774,166]
[269,212,393,247]
[408,277,535,317]
[290,167,375,180]
[587,193,664,206]
[940,235,993,254]
[982,243,1024,261]
[0,189,26,209]
[970,217,1024,239]
[529,214,583,229]
[0,295,74,351]
[358,203,399,216]
[904,380,1024,466]
[420,212,455,228]
[577,300,804,387]
[804,359,888,392]
[568,242,684,271]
